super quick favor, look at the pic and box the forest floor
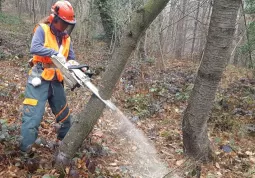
[0,13,255,178]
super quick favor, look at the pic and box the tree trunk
[138,31,147,61]
[198,1,212,60]
[157,12,165,70]
[32,0,36,24]
[163,0,177,54]
[55,0,170,165]
[24,0,29,12]
[174,0,187,59]
[18,0,22,18]
[229,8,242,65]
[241,0,253,67]
[96,0,114,45]
[169,1,177,57]
[0,0,2,12]
[182,0,240,162]
[233,9,245,66]
[190,0,200,60]
[136,0,147,61]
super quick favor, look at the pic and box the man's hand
[65,60,88,72]
[65,60,79,67]
[51,53,66,64]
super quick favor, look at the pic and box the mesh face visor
[57,17,75,37]
[50,16,75,38]
[65,22,75,37]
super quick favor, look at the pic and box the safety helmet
[51,0,76,25]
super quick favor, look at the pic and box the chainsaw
[50,55,117,111]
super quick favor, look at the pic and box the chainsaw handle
[68,64,89,70]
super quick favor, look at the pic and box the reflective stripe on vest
[32,23,70,81]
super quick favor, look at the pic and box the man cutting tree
[20,0,81,153]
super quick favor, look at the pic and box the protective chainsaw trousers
[20,78,71,152]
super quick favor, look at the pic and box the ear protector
[48,5,60,23]
[48,13,61,24]
[48,13,55,23]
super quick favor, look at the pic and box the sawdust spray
[102,108,169,178]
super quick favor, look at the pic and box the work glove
[64,60,80,68]
[51,53,66,64]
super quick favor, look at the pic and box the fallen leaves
[1,55,255,178]
[175,159,185,166]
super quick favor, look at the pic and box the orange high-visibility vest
[32,23,71,81]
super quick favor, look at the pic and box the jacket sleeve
[30,26,58,57]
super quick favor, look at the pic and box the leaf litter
[0,51,255,177]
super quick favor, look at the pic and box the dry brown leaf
[249,156,255,164]
[245,151,254,156]
[65,167,70,174]
[215,162,220,169]
[175,159,185,166]
[93,130,104,138]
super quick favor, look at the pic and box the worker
[20,0,78,152]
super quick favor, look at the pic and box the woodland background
[0,0,255,177]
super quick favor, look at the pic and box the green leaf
[0,119,7,124]
[214,137,221,143]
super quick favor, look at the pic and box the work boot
[46,139,62,151]
[20,145,35,159]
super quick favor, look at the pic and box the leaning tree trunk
[55,0,170,166]
[182,0,240,162]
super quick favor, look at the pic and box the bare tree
[241,0,253,67]
[197,0,212,59]
[138,31,147,61]
[96,0,114,45]
[190,0,200,60]
[0,0,3,12]
[182,0,240,162]
[55,0,171,167]
[174,0,188,59]
[163,0,177,55]
[18,0,22,18]
[32,0,35,24]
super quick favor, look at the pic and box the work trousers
[20,67,71,152]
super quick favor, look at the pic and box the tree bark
[182,0,240,162]
[136,0,147,61]
[18,0,22,18]
[174,0,187,59]
[96,0,114,45]
[241,0,253,67]
[32,0,36,24]
[233,9,246,66]
[24,0,29,12]
[163,0,176,54]
[56,0,170,164]
[190,0,200,60]
[229,8,242,65]
[198,1,212,60]
[0,0,2,12]
[138,31,147,61]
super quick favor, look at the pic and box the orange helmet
[51,0,76,24]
